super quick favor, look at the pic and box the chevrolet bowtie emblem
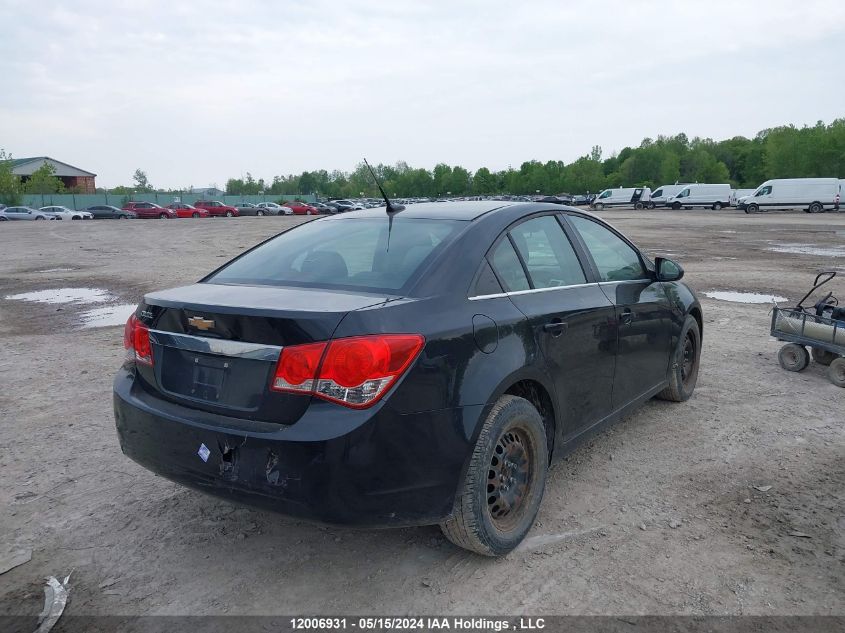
[188,316,215,331]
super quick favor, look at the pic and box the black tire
[713,202,722,210]
[747,203,759,213]
[225,210,234,217]
[192,212,200,218]
[256,210,264,216]
[778,343,810,372]
[647,202,655,209]
[0,216,8,221]
[159,213,168,219]
[594,203,604,210]
[809,202,823,214]
[828,358,845,388]
[440,395,548,556]
[656,315,701,402]
[634,202,644,210]
[671,202,681,210]
[119,214,129,219]
[812,347,837,366]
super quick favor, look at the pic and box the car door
[488,214,617,440]
[565,214,672,410]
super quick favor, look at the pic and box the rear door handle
[620,308,633,325]
[543,320,568,336]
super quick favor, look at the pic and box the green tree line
[226,119,845,198]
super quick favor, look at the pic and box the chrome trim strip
[148,330,282,361]
[469,282,595,301]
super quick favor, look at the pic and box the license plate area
[157,346,272,410]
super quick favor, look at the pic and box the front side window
[209,217,462,292]
[508,216,586,288]
[568,216,646,282]
[756,186,772,196]
[599,190,611,199]
[652,189,663,197]
[677,189,689,198]
[490,238,530,292]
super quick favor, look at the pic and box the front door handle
[620,308,633,325]
[543,320,568,336]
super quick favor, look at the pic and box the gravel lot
[0,209,843,617]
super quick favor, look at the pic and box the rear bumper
[113,368,481,527]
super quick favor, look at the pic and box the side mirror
[655,257,684,282]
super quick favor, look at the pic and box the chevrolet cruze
[113,201,702,555]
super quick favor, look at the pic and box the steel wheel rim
[783,348,799,368]
[487,426,534,531]
[681,332,696,384]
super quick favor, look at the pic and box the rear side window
[471,260,503,297]
[490,238,530,292]
[208,217,462,292]
[568,216,646,282]
[508,216,586,288]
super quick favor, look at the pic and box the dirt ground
[0,209,843,617]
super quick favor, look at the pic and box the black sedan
[85,204,137,219]
[113,201,702,555]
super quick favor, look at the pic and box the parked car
[571,194,596,206]
[40,205,93,220]
[122,202,178,219]
[235,202,277,216]
[328,199,356,212]
[193,200,239,217]
[536,195,573,205]
[0,206,56,220]
[283,201,321,215]
[84,205,136,219]
[165,203,210,219]
[309,202,336,214]
[114,201,702,556]
[256,202,293,215]
[649,184,688,208]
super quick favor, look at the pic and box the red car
[193,200,239,217]
[122,202,177,219]
[284,201,322,215]
[165,203,210,218]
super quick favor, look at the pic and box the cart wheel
[812,347,837,366]
[778,344,810,372]
[829,358,845,388]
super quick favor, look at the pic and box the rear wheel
[778,343,810,372]
[440,395,548,556]
[35,216,45,220]
[634,202,644,210]
[656,315,701,402]
[808,202,823,213]
[828,358,845,388]
[812,347,837,366]
[713,202,722,210]
[119,214,129,219]
[256,210,264,216]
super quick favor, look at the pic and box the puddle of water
[768,243,845,257]
[80,304,137,328]
[5,288,114,304]
[704,291,788,304]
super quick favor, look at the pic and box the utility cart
[771,271,845,387]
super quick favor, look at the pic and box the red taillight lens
[270,334,424,408]
[271,342,327,393]
[123,314,153,366]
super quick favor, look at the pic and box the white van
[650,184,688,208]
[591,187,652,209]
[730,189,756,206]
[666,184,731,210]
[738,178,840,214]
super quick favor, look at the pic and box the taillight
[271,334,424,408]
[123,314,153,366]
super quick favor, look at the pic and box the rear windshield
[207,217,464,292]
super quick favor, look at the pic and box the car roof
[345,200,518,221]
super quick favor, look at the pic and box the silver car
[0,206,57,221]
[236,202,279,216]
[40,205,93,220]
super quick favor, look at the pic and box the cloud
[1,0,843,187]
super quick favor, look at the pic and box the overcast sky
[1,0,844,188]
